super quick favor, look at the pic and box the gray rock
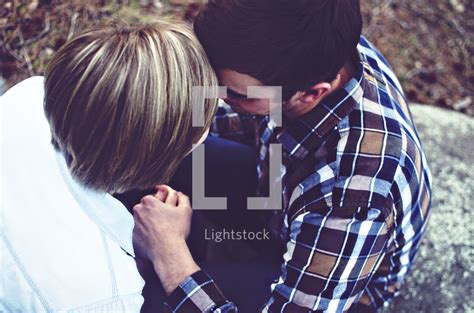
[386,104,474,313]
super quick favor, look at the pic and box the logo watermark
[204,227,271,243]
[191,85,284,212]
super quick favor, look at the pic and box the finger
[164,187,178,206]
[141,195,158,206]
[177,192,191,208]
[160,185,178,205]
[154,185,168,202]
[132,203,143,215]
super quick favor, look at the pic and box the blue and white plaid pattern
[164,36,432,312]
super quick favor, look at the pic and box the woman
[0,21,217,312]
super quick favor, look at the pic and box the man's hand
[133,185,200,294]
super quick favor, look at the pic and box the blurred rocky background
[1,1,473,312]
[385,105,473,313]
[1,0,472,113]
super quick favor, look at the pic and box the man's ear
[298,82,332,104]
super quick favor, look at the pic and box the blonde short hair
[44,21,218,193]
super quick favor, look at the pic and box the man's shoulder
[331,85,428,211]
[330,111,400,211]
[288,102,405,217]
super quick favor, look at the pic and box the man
[133,0,432,311]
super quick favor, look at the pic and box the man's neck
[284,61,357,120]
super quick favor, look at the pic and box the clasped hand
[132,185,200,294]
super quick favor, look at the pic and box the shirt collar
[276,54,365,160]
[54,151,136,257]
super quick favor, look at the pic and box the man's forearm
[151,238,201,294]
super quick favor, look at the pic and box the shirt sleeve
[263,206,391,312]
[164,270,237,313]
[211,101,257,146]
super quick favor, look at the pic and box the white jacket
[0,77,145,312]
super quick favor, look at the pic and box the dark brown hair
[194,0,362,100]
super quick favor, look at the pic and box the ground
[386,104,473,313]
[0,0,473,114]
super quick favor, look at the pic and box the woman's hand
[133,185,200,294]
[133,185,192,258]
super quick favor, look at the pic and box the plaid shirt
[164,36,432,312]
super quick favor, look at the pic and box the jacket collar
[276,54,365,160]
[55,152,136,257]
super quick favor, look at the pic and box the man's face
[217,69,283,116]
